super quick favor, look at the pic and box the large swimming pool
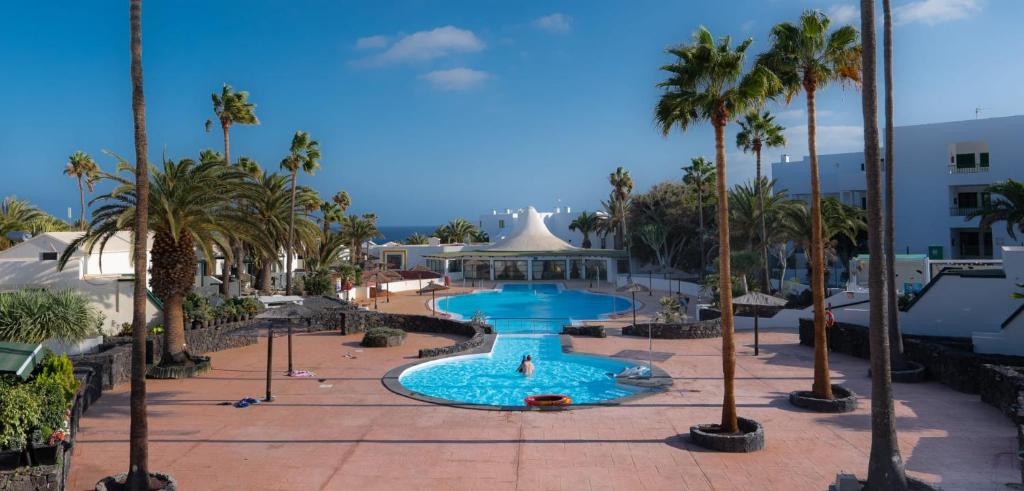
[398,334,643,406]
[398,283,645,407]
[437,283,632,333]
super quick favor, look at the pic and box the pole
[386,281,390,303]
[648,272,653,295]
[431,290,436,317]
[754,305,760,356]
[264,325,274,402]
[631,291,637,327]
[647,292,653,376]
[374,282,378,310]
[287,321,293,374]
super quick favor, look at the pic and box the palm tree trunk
[285,172,297,295]
[259,258,272,293]
[883,0,904,367]
[162,293,186,363]
[714,118,738,434]
[77,177,86,230]
[862,1,908,487]
[127,0,150,486]
[219,123,233,296]
[756,148,771,293]
[806,84,834,400]
[698,189,706,280]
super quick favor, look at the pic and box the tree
[64,151,100,230]
[656,26,779,433]
[607,167,634,252]
[62,158,256,366]
[629,181,707,273]
[405,233,429,245]
[244,173,319,293]
[320,201,344,235]
[127,1,151,486]
[682,157,716,279]
[780,197,866,286]
[569,211,601,248]
[968,180,1024,239]
[331,191,351,212]
[435,218,477,244]
[469,229,489,243]
[280,131,321,295]
[860,0,908,487]
[759,9,861,400]
[206,85,258,296]
[736,111,786,292]
[0,197,46,249]
[342,214,381,264]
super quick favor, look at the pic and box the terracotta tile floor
[67,291,1019,490]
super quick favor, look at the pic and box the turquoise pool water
[398,334,642,406]
[437,283,632,333]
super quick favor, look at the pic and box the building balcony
[948,163,989,174]
[950,206,981,217]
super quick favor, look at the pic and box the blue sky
[1,0,1021,226]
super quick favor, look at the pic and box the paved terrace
[68,290,1018,490]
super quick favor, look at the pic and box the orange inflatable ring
[525,394,572,407]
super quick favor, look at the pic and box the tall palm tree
[438,218,477,244]
[683,157,716,280]
[331,191,351,213]
[62,158,256,365]
[736,112,786,292]
[320,201,344,235]
[127,1,150,484]
[758,10,861,400]
[64,151,100,230]
[342,214,381,265]
[280,131,321,295]
[27,214,72,235]
[780,197,866,276]
[569,211,600,248]
[608,167,634,252]
[655,26,779,433]
[206,85,258,295]
[968,180,1024,238]
[236,156,262,177]
[860,1,908,487]
[245,173,318,293]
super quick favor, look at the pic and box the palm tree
[64,151,100,230]
[780,198,866,273]
[342,214,381,264]
[237,156,262,178]
[62,158,256,365]
[245,173,319,293]
[968,180,1024,237]
[729,179,804,290]
[860,1,908,487]
[469,229,489,243]
[206,85,258,295]
[607,167,634,252]
[405,233,429,245]
[27,214,72,235]
[127,1,150,485]
[682,157,716,279]
[437,218,477,244]
[280,131,321,295]
[320,201,344,235]
[758,10,861,400]
[331,191,351,212]
[569,211,601,248]
[736,112,786,292]
[0,197,47,249]
[655,26,779,433]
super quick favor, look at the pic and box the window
[498,219,505,229]
[958,192,978,209]
[447,259,462,273]
[40,252,58,261]
[464,260,490,280]
[494,260,527,280]
[384,252,404,270]
[955,153,976,169]
[980,152,990,168]
[532,260,566,280]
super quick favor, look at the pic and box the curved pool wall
[436,283,634,333]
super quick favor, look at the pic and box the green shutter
[956,153,976,168]
[980,152,990,167]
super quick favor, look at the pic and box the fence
[488,318,569,334]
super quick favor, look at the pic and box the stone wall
[980,365,1024,424]
[797,319,1024,394]
[340,310,488,358]
[623,319,722,339]
[561,325,607,337]
[70,342,132,390]
[0,463,62,491]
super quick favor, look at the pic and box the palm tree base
[95,471,176,491]
[146,355,211,379]
[789,384,858,413]
[828,473,937,491]
[868,360,926,384]
[688,417,765,453]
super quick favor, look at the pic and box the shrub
[34,354,78,405]
[0,384,41,450]
[303,268,333,296]
[361,327,406,347]
[30,380,65,439]
[655,296,685,324]
[184,293,213,322]
[238,297,261,315]
[0,288,102,343]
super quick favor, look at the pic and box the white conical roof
[486,207,577,252]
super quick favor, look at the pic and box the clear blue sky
[1,0,1020,226]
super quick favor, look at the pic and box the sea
[376,225,438,243]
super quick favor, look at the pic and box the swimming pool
[438,283,632,333]
[398,334,643,406]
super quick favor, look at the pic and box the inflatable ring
[525,394,572,407]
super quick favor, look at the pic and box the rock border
[789,384,858,413]
[622,319,722,339]
[95,471,177,491]
[146,355,211,380]
[688,417,765,453]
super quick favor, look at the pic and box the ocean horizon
[376,225,438,243]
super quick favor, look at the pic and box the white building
[773,115,1024,260]
[478,207,609,249]
[0,231,161,333]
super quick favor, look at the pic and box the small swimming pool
[398,334,643,406]
[438,283,632,333]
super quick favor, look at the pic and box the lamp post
[264,325,274,402]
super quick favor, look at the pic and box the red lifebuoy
[525,394,572,407]
[825,310,836,328]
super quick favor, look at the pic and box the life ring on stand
[825,309,836,329]
[525,394,573,407]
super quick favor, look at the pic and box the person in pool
[517,355,535,376]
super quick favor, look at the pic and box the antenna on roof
[975,107,988,119]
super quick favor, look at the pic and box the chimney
[428,237,441,246]
[492,209,496,215]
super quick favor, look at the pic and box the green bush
[0,288,102,343]
[34,354,78,405]
[361,327,406,347]
[303,269,333,296]
[0,384,41,450]
[184,293,213,322]
[31,380,65,439]
[238,297,261,315]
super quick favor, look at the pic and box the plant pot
[96,471,177,491]
[29,443,60,466]
[688,417,765,453]
[0,449,21,470]
[829,473,938,490]
[789,384,858,413]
